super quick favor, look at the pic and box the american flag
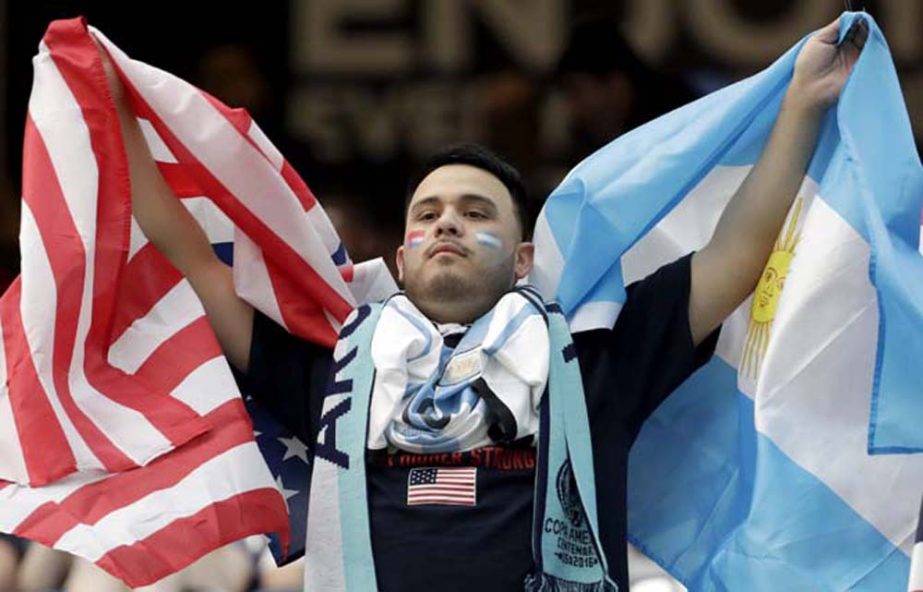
[407,467,477,506]
[243,392,311,565]
[910,495,923,592]
[0,17,391,586]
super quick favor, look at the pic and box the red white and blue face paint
[405,230,426,249]
[475,231,503,250]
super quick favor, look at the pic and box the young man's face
[397,164,533,322]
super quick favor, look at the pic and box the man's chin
[417,270,476,301]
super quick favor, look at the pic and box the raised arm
[100,45,255,371]
[689,18,867,345]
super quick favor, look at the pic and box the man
[102,17,865,591]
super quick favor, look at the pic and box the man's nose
[434,209,463,237]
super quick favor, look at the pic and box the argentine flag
[531,12,923,590]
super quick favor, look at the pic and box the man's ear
[514,242,534,280]
[396,245,405,284]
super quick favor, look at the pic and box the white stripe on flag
[0,470,110,532]
[170,356,238,416]
[752,196,923,553]
[305,204,342,260]
[16,202,97,470]
[0,316,28,481]
[568,301,623,334]
[127,215,148,262]
[65,374,173,467]
[28,44,99,255]
[53,442,273,562]
[107,281,206,374]
[622,166,747,284]
[622,164,923,555]
[323,308,342,337]
[529,212,564,307]
[246,120,284,171]
[911,542,923,592]
[128,197,236,263]
[621,165,755,370]
[183,197,235,245]
[29,47,174,467]
[232,229,287,329]
[137,117,177,163]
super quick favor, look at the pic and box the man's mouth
[429,242,467,258]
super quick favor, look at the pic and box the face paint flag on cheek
[405,230,425,249]
[475,231,503,250]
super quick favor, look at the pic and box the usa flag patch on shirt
[407,467,477,506]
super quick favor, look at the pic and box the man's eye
[466,210,487,219]
[418,212,438,221]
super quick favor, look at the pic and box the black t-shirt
[246,253,718,591]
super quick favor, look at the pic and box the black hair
[406,143,530,240]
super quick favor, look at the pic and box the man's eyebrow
[408,196,442,214]
[458,194,499,212]
[409,194,499,213]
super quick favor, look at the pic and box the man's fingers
[816,16,870,49]
[815,19,841,44]
[846,19,869,50]
[840,19,868,68]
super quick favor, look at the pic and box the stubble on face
[400,165,525,324]
[408,248,516,316]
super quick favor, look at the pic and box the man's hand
[789,18,868,112]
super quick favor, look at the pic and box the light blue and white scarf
[367,289,550,453]
[304,290,617,591]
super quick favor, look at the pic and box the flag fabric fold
[0,17,392,586]
[533,12,923,590]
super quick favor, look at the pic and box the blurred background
[0,1,920,590]
[2,0,921,285]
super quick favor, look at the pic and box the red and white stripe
[0,16,395,586]
[94,25,358,346]
[0,398,288,588]
[0,25,215,487]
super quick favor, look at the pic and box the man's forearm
[689,18,864,344]
[689,86,828,345]
[113,95,217,276]
[707,89,825,282]
[103,48,254,372]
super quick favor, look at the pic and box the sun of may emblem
[742,197,804,379]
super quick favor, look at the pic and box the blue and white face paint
[475,231,503,251]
